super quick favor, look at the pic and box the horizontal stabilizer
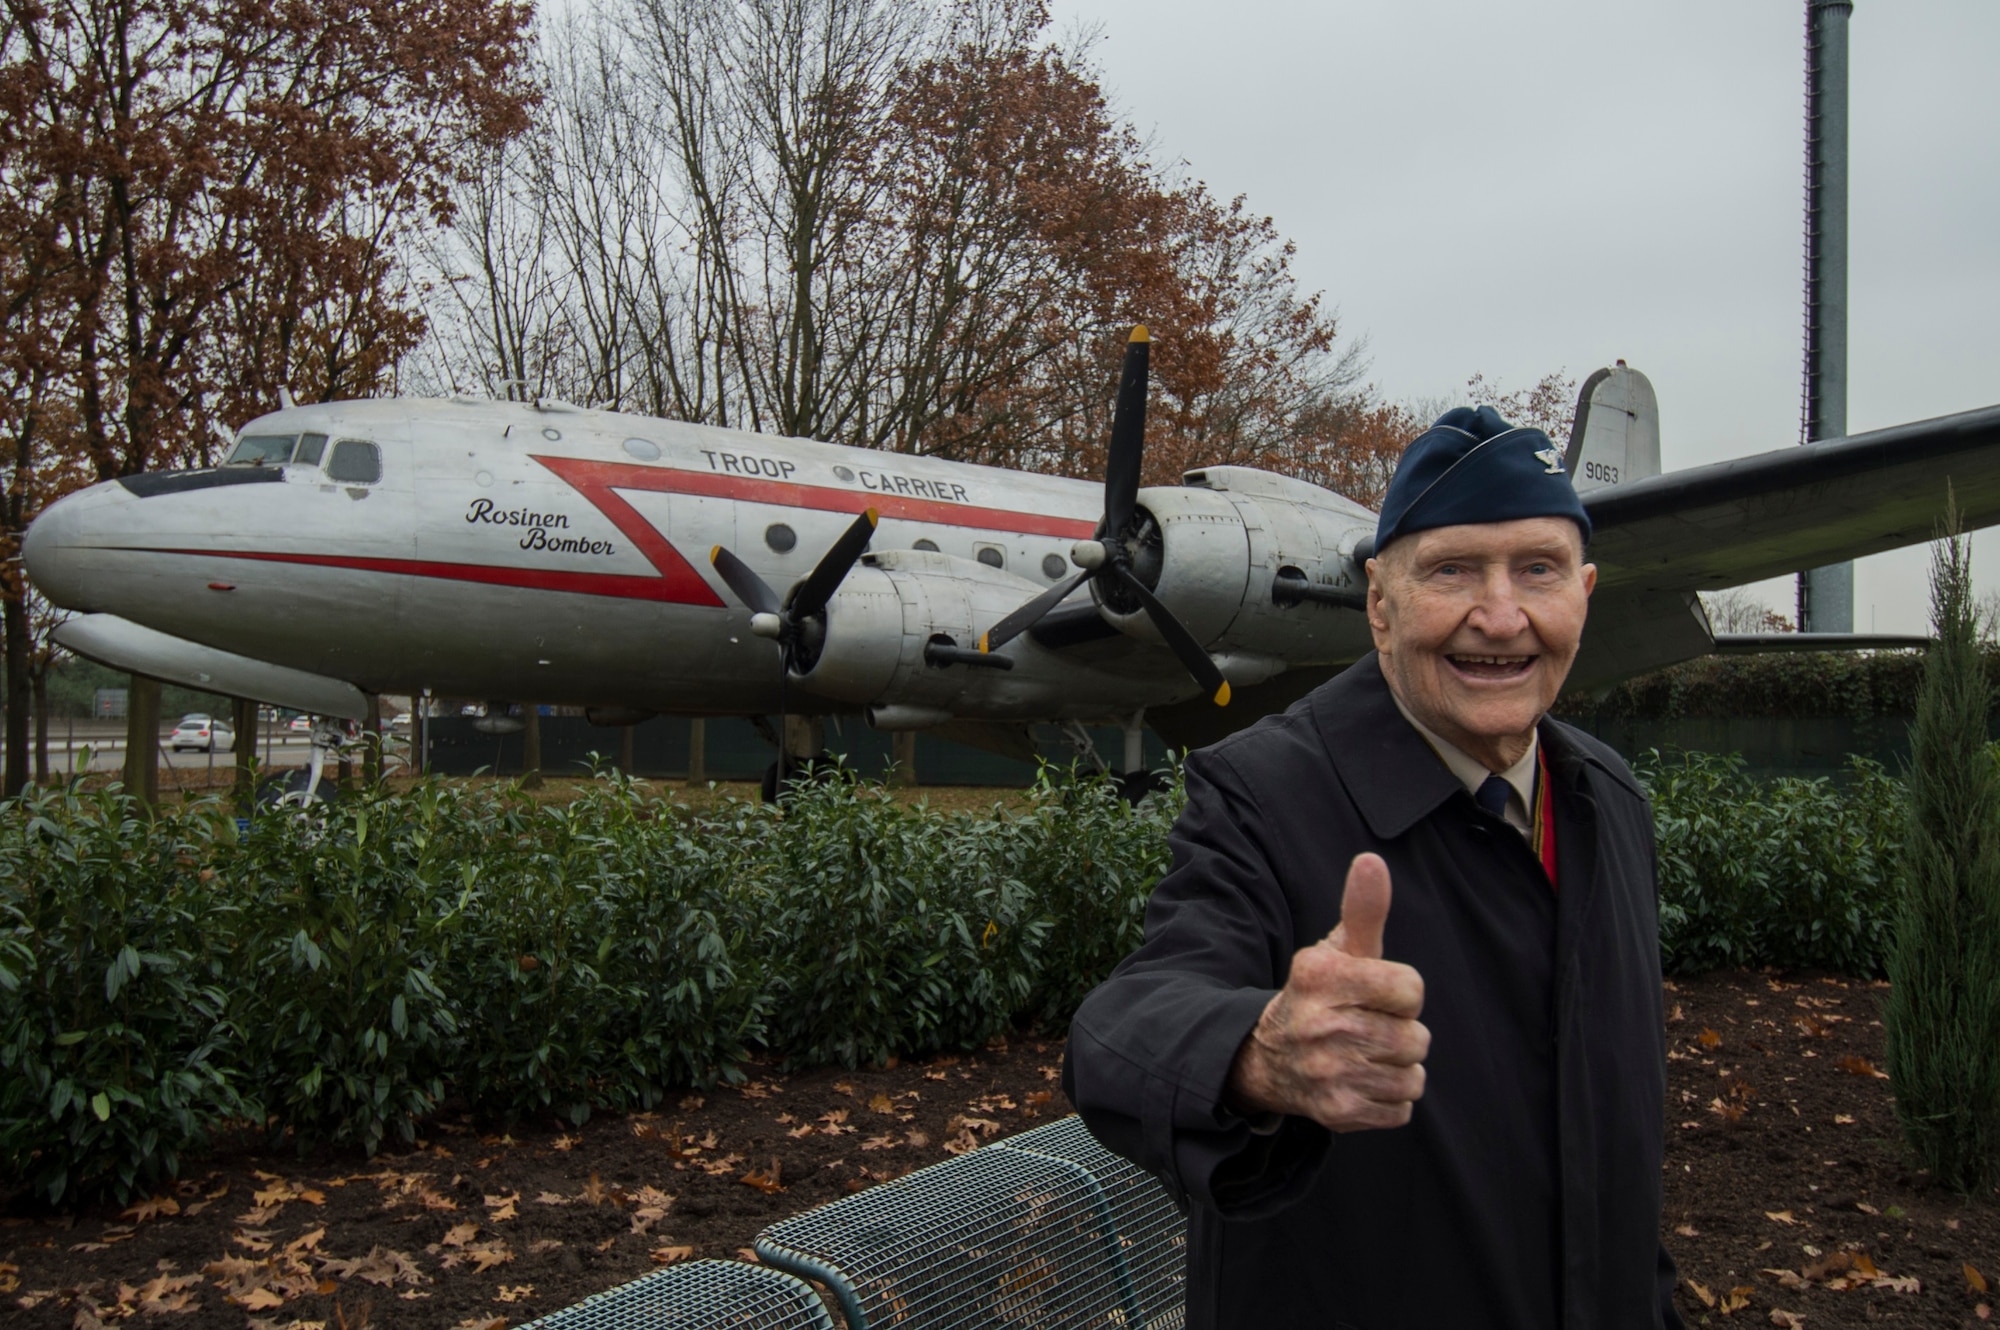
[54,614,370,719]
[1712,632,1928,655]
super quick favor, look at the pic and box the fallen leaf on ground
[1697,1028,1722,1049]
[1764,1211,1796,1225]
[494,1284,534,1303]
[868,1093,895,1114]
[651,1245,696,1265]
[1971,1264,1991,1295]
[442,1222,479,1248]
[1674,1224,1700,1238]
[319,1246,425,1288]
[120,1195,181,1223]
[1768,1312,1804,1329]
[231,1287,286,1311]
[740,1159,786,1194]
[1835,1055,1888,1079]
[483,1193,519,1221]
[1686,1279,1716,1308]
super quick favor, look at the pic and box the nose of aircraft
[23,481,125,610]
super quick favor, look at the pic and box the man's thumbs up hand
[1226,854,1431,1133]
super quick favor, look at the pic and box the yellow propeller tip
[1214,680,1232,707]
[864,507,880,526]
[1129,325,1150,343]
[709,545,722,562]
[977,634,992,654]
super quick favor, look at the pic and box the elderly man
[1065,407,1682,1329]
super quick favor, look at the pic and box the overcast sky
[1046,0,2000,634]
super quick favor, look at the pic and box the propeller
[977,326,1231,707]
[711,507,880,789]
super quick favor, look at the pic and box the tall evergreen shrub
[1884,514,2000,1193]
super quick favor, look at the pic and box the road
[37,720,409,776]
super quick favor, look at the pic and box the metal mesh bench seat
[517,1259,836,1330]
[990,1116,1187,1330]
[753,1137,1138,1329]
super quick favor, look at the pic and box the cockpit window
[294,433,328,467]
[327,439,382,484]
[226,434,297,466]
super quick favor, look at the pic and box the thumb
[1333,853,1393,959]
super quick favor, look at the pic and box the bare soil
[2,973,1994,1329]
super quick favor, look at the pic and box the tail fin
[1563,363,1660,493]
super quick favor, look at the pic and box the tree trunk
[362,699,382,787]
[619,723,635,776]
[2,590,27,798]
[521,705,543,790]
[687,717,706,784]
[33,661,49,784]
[123,675,162,804]
[232,697,257,811]
[891,730,918,787]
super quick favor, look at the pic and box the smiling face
[1365,517,1596,771]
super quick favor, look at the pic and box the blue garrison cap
[1374,405,1592,551]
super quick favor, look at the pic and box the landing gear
[760,751,842,804]
[257,717,351,807]
[1115,710,1156,804]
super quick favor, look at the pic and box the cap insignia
[1533,446,1566,475]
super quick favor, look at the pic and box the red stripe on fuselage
[531,455,1099,541]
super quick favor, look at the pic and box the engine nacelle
[792,550,1126,714]
[1091,469,1377,666]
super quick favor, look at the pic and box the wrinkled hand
[1226,853,1430,1132]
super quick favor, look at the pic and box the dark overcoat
[1064,655,1682,1329]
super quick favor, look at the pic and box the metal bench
[754,1142,1124,1327]
[516,1258,836,1330]
[991,1116,1187,1330]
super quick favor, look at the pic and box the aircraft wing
[1584,403,2000,593]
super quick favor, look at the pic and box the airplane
[21,327,2000,797]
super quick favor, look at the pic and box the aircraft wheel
[257,767,339,807]
[1115,770,1163,804]
[760,751,844,804]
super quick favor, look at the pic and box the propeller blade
[790,507,880,621]
[711,545,782,617]
[1103,326,1149,538]
[1107,565,1232,706]
[979,567,1094,654]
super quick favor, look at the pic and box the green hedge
[1644,751,1903,976]
[0,769,1173,1204]
[1554,649,1969,722]
[0,754,1911,1205]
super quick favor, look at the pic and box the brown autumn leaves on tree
[0,0,538,794]
[419,0,1383,493]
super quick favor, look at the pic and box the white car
[170,715,235,753]
[289,714,313,733]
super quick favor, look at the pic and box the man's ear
[1365,558,1393,645]
[1581,562,1598,598]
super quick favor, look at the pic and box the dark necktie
[1475,774,1511,821]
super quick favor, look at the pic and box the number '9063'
[1584,460,1620,484]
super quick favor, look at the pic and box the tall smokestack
[1798,0,1853,631]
